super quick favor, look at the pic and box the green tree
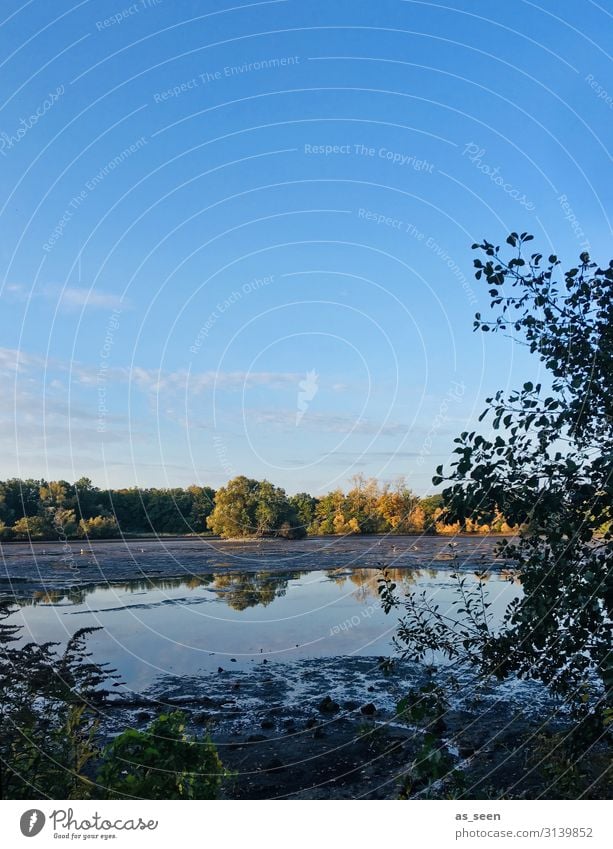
[386,235,612,726]
[1,478,43,520]
[0,521,14,541]
[0,608,118,799]
[187,484,215,531]
[207,476,304,539]
[255,480,291,535]
[207,475,257,537]
[0,484,10,525]
[289,492,318,534]
[420,494,444,533]
[310,488,348,534]
[105,488,147,532]
[72,477,103,520]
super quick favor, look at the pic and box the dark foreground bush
[0,603,226,800]
[97,711,226,799]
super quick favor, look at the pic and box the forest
[0,474,512,541]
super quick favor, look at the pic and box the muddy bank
[0,534,514,598]
[99,657,585,800]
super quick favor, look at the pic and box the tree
[207,476,257,537]
[50,508,79,537]
[375,478,420,533]
[310,489,347,534]
[72,477,103,521]
[0,605,118,799]
[207,476,304,539]
[39,480,70,510]
[12,515,48,540]
[1,478,43,520]
[0,521,13,541]
[386,235,612,725]
[187,485,215,531]
[289,492,318,533]
[79,515,120,539]
[345,475,383,533]
[0,485,10,525]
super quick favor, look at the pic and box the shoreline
[0,534,515,600]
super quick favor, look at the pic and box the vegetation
[0,477,215,540]
[207,476,305,539]
[381,235,612,759]
[0,474,506,542]
[98,711,226,800]
[0,602,225,799]
[2,233,610,802]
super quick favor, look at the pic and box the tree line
[0,473,512,541]
[0,477,215,540]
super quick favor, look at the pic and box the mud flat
[0,534,515,598]
[101,657,573,800]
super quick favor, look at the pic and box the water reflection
[5,568,522,689]
[325,566,447,602]
[209,572,297,610]
[9,566,520,610]
[10,571,307,612]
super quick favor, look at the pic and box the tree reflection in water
[8,571,307,612]
[7,567,519,613]
[208,571,306,610]
[325,567,439,603]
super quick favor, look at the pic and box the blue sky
[0,0,610,495]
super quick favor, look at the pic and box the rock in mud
[135,711,152,722]
[192,711,209,725]
[318,695,340,714]
[247,734,266,743]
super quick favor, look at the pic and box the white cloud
[250,409,409,436]
[0,346,46,373]
[0,283,127,311]
[57,287,126,311]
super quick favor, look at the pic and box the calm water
[8,568,520,690]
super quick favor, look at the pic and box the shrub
[12,515,48,539]
[78,515,120,539]
[97,711,226,799]
[0,521,14,541]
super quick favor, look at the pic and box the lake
[7,565,520,690]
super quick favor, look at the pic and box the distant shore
[0,534,514,600]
